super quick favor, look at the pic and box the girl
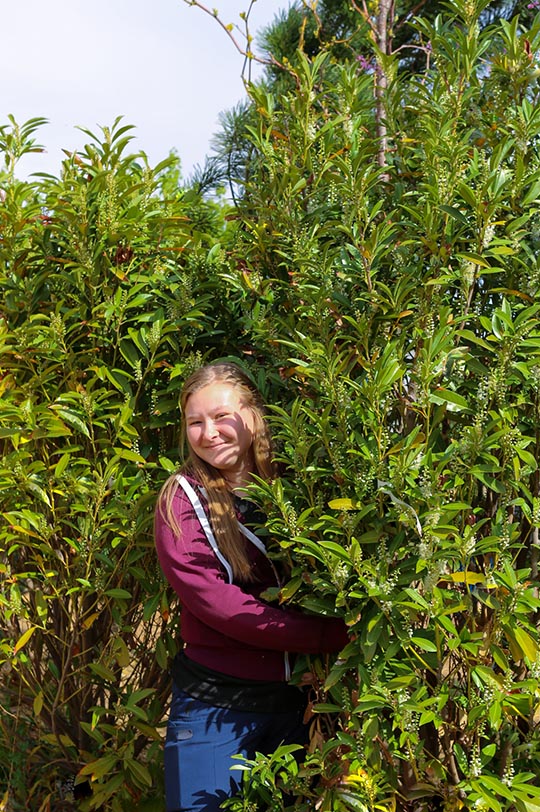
[155,362,348,812]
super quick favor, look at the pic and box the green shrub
[3,0,540,809]
[0,118,243,810]
[209,1,540,809]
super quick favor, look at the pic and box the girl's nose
[202,420,218,440]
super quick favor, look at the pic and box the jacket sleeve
[154,490,348,654]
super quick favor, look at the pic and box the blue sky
[2,0,284,179]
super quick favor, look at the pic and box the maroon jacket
[154,477,349,681]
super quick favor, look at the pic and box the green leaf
[476,775,515,802]
[512,626,538,662]
[516,447,537,470]
[440,204,469,224]
[33,690,44,716]
[88,662,116,682]
[410,636,438,652]
[291,177,307,194]
[444,571,486,585]
[159,456,177,472]
[523,179,540,206]
[456,251,492,268]
[457,182,478,208]
[491,644,509,672]
[112,447,146,463]
[352,694,388,711]
[323,661,352,691]
[473,665,502,687]
[52,407,90,438]
[486,244,515,256]
[312,702,342,713]
[104,368,134,393]
[488,700,502,728]
[429,389,470,411]
[54,452,71,477]
[470,468,506,493]
[118,340,141,368]
[105,588,132,600]
[79,754,119,780]
[155,637,168,670]
[13,626,36,654]
[125,758,152,787]
[319,541,351,562]
[328,498,358,510]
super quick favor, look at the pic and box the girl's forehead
[185,382,244,412]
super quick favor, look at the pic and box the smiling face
[184,382,256,484]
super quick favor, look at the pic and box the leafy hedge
[0,118,243,810]
[1,1,540,810]
[209,2,540,810]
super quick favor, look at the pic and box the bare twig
[350,0,377,37]
[182,0,298,83]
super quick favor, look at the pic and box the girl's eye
[216,412,229,419]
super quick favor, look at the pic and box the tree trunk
[375,0,393,169]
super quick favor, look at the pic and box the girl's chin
[203,450,237,467]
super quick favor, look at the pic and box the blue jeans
[164,684,309,812]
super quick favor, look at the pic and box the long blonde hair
[157,362,276,581]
